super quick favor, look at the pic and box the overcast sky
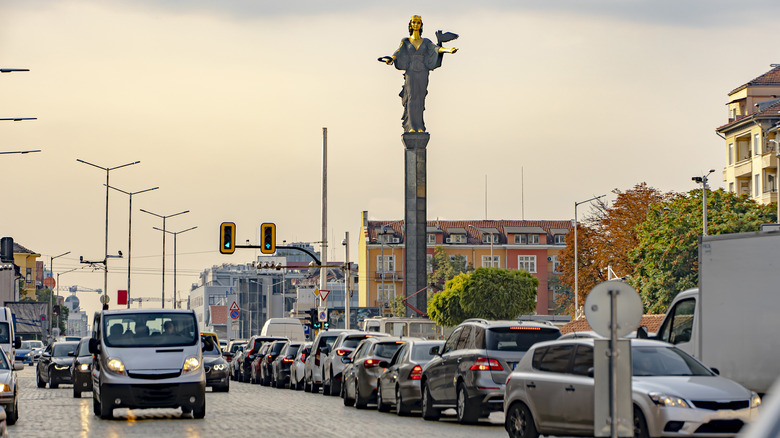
[3,0,779,318]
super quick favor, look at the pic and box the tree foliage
[630,189,774,313]
[428,245,469,293]
[428,268,538,326]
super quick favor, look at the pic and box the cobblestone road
[12,365,507,438]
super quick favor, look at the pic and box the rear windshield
[53,343,78,357]
[343,335,371,348]
[486,327,561,352]
[230,343,246,354]
[270,342,286,354]
[286,345,301,357]
[103,312,199,348]
[372,342,404,359]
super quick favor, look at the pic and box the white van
[89,308,207,419]
[260,318,305,342]
[0,307,21,364]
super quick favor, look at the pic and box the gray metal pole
[321,127,328,308]
[344,231,350,330]
[609,288,618,438]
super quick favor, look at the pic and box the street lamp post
[152,226,197,309]
[0,69,29,73]
[49,251,70,333]
[107,185,159,308]
[574,194,606,319]
[141,208,189,308]
[769,139,780,223]
[692,170,715,236]
[77,159,140,306]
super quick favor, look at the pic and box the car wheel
[505,402,538,438]
[49,371,59,389]
[342,379,354,406]
[395,385,411,416]
[456,383,480,424]
[192,398,206,419]
[36,370,45,388]
[311,382,320,393]
[5,396,18,425]
[633,406,650,438]
[322,370,331,395]
[421,383,439,421]
[377,381,390,412]
[295,377,302,391]
[354,379,368,409]
[304,377,311,392]
[329,372,340,396]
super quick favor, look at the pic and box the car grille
[694,419,745,434]
[126,371,182,380]
[691,400,749,410]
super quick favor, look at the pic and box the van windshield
[103,313,199,348]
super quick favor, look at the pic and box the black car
[420,319,561,423]
[71,337,93,398]
[202,335,230,392]
[271,342,302,389]
[37,341,78,389]
[240,336,287,383]
[259,340,288,386]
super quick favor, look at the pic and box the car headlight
[25,352,32,357]
[54,365,69,370]
[213,363,226,371]
[106,358,126,375]
[79,363,90,372]
[751,392,762,408]
[183,356,201,373]
[648,392,691,408]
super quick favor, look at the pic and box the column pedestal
[402,132,430,316]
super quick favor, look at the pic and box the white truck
[651,231,780,395]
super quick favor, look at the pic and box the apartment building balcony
[733,159,752,178]
[758,190,777,205]
[375,272,404,281]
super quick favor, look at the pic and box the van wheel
[73,386,81,398]
[99,393,113,419]
[93,394,100,416]
[192,398,206,419]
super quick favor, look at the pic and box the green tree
[427,246,470,293]
[427,268,538,325]
[630,189,774,313]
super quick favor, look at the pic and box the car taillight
[364,358,381,368]
[408,365,423,380]
[336,349,351,356]
[469,358,503,371]
[299,353,307,363]
[226,356,232,362]
[282,357,294,364]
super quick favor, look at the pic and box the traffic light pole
[235,245,322,266]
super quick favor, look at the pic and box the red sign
[319,289,330,301]
[117,290,128,306]
[43,276,55,289]
[230,301,239,311]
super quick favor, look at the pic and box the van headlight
[183,357,201,373]
[751,392,762,408]
[106,358,126,375]
[0,384,10,393]
[648,392,690,408]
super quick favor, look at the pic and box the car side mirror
[588,367,594,378]
[13,362,23,371]
[636,326,649,339]
[378,360,389,368]
[67,351,76,357]
[710,367,720,375]
[42,352,51,359]
[88,338,100,355]
[13,336,21,349]
[429,346,440,356]
[202,336,215,352]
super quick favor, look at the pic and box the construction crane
[128,297,173,308]
[61,285,102,294]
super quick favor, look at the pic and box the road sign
[230,301,240,319]
[318,308,327,322]
[318,289,330,301]
[585,281,642,338]
[99,295,110,304]
[313,288,320,298]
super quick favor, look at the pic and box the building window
[755,134,761,155]
[728,143,733,165]
[553,234,566,244]
[447,234,467,244]
[768,173,776,193]
[481,255,500,268]
[426,254,433,273]
[550,255,561,273]
[755,174,760,196]
[26,268,32,284]
[448,254,467,270]
[528,234,539,244]
[482,233,498,244]
[378,234,398,244]
[518,255,536,273]
[377,283,395,304]
[377,255,395,273]
[514,234,539,244]
[427,234,436,244]
[514,235,526,244]
[729,182,734,193]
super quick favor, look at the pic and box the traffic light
[52,305,60,316]
[220,222,236,254]
[323,320,329,329]
[260,222,276,254]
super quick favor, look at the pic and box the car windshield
[632,346,714,377]
[411,343,441,362]
[20,341,35,350]
[486,327,561,351]
[29,340,44,349]
[53,343,78,357]
[103,312,199,348]
[373,342,404,359]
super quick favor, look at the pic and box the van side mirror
[636,326,649,339]
[88,338,100,355]
[13,336,21,349]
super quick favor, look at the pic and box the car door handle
[526,382,536,388]
[565,385,575,392]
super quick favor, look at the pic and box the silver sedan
[504,338,761,438]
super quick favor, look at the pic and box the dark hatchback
[71,337,93,398]
[37,341,79,389]
[203,336,230,392]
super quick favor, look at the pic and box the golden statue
[379,16,458,133]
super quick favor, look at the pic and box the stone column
[402,133,429,316]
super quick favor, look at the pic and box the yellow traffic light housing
[260,222,276,254]
[220,222,236,254]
